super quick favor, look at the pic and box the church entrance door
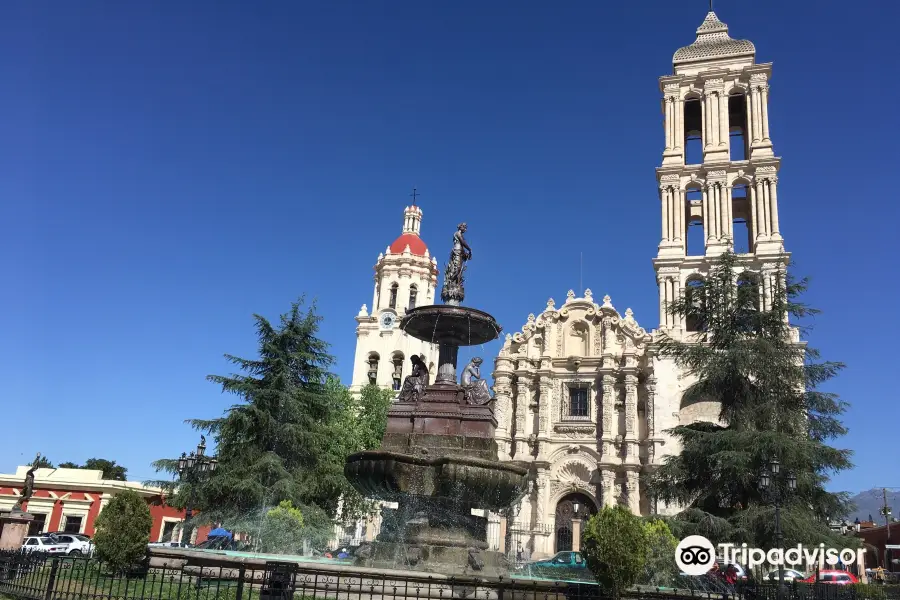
[554,492,596,553]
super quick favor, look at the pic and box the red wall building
[0,465,208,543]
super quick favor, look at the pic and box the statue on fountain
[440,223,471,306]
[397,354,429,403]
[461,357,491,406]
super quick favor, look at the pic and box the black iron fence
[1,551,898,600]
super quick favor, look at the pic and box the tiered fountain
[344,223,529,578]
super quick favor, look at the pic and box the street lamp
[177,436,217,544]
[759,457,796,600]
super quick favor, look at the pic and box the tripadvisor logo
[675,535,865,575]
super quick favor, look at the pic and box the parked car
[800,570,859,585]
[21,536,69,554]
[148,541,192,549]
[764,568,806,582]
[44,533,94,556]
[526,551,589,580]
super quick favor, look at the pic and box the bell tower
[350,202,440,394]
[654,10,789,335]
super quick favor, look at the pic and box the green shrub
[93,489,153,573]
[582,505,648,599]
[641,519,679,587]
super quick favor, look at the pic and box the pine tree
[189,297,339,519]
[648,252,853,548]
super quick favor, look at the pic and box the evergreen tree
[190,297,339,519]
[93,489,153,573]
[648,252,852,548]
[582,506,648,599]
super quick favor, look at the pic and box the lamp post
[177,436,217,545]
[759,458,797,600]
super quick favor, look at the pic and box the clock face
[380,313,396,329]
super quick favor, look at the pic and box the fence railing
[1,551,898,600]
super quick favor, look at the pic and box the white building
[350,203,440,394]
[494,9,790,558]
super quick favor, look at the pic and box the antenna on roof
[709,0,713,11]
[580,252,583,295]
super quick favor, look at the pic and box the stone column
[719,90,729,148]
[623,374,639,464]
[755,179,767,237]
[702,186,710,242]
[749,181,759,242]
[768,177,780,236]
[539,374,552,437]
[515,375,532,457]
[664,97,673,150]
[744,86,754,143]
[661,187,669,241]
[657,275,667,329]
[601,470,616,508]
[760,85,771,141]
[675,97,684,150]
[751,86,762,143]
[703,92,712,149]
[571,518,582,552]
[625,471,641,515]
[601,372,617,459]
[646,377,657,465]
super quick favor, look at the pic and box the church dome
[389,233,428,256]
[673,11,755,65]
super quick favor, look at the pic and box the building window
[389,283,398,309]
[28,514,47,536]
[63,515,83,534]
[569,387,589,418]
[161,521,178,543]
[408,284,418,310]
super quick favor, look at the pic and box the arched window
[685,277,705,332]
[408,284,418,310]
[731,182,751,253]
[728,90,750,161]
[391,352,404,391]
[684,94,704,164]
[389,283,398,310]
[685,184,704,256]
[366,353,380,385]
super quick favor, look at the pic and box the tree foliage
[582,505,648,598]
[149,297,395,533]
[59,459,128,481]
[93,489,153,573]
[648,252,853,549]
[640,519,679,587]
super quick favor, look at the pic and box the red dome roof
[389,233,428,256]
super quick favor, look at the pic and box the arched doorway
[555,492,596,552]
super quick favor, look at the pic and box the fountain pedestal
[344,305,528,578]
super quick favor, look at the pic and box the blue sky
[1,1,897,494]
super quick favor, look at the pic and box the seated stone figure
[461,357,492,405]
[397,355,429,403]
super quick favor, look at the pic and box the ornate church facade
[492,10,790,557]
[347,11,790,558]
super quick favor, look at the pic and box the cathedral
[349,10,789,558]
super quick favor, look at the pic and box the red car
[801,570,859,585]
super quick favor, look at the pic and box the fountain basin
[400,305,501,346]
[344,450,528,511]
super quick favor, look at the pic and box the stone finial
[385,245,391,255]
[403,244,411,254]
[377,252,384,261]
[527,313,536,323]
[547,298,555,310]
[625,308,635,321]
[584,288,593,300]
[602,295,613,308]
[358,304,368,317]
[566,290,576,302]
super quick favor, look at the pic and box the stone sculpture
[12,454,40,513]
[440,223,471,305]
[461,357,492,405]
[397,355,428,403]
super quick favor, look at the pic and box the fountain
[344,222,529,578]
